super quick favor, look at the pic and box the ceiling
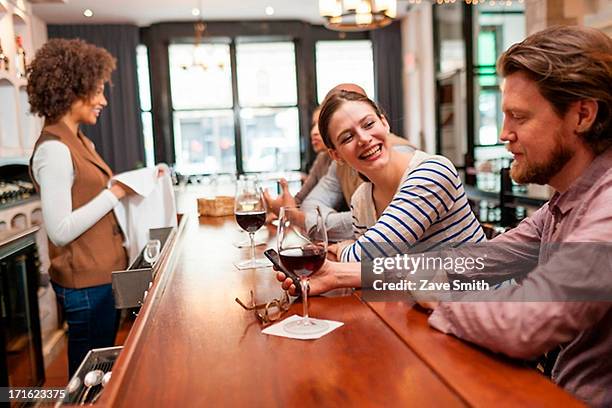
[31,0,331,27]
[31,0,414,27]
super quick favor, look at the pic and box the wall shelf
[0,0,44,160]
[0,73,13,84]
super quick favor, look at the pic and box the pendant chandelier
[409,0,523,5]
[181,1,226,71]
[319,0,397,32]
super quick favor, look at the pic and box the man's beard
[510,138,573,185]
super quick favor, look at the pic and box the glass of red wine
[278,206,328,334]
[234,175,270,270]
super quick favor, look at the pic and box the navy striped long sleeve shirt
[340,152,486,262]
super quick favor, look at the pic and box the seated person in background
[265,83,414,242]
[279,25,612,407]
[317,91,485,262]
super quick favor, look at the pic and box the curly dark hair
[26,38,116,123]
[498,26,612,155]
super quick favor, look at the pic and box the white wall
[29,11,47,52]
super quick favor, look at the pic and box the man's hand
[275,259,338,296]
[263,178,297,217]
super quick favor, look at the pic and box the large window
[236,42,300,173]
[169,43,235,174]
[315,40,375,103]
[169,40,300,175]
[136,45,154,168]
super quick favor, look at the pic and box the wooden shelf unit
[0,0,46,160]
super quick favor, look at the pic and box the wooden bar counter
[99,190,581,407]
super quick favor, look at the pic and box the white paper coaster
[262,314,344,340]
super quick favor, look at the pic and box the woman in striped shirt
[276,91,485,294]
[319,91,486,263]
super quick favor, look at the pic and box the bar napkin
[110,164,177,264]
[262,315,344,340]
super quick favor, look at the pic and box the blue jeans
[52,282,118,377]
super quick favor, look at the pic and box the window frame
[313,39,376,104]
[140,21,371,174]
[168,37,302,175]
[136,44,155,168]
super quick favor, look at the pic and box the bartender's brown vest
[29,122,127,288]
[336,133,414,205]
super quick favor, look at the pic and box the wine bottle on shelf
[15,35,26,78]
[0,40,9,72]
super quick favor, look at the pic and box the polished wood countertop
[100,189,581,406]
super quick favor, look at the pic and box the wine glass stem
[300,278,310,320]
[249,232,255,262]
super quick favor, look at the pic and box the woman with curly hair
[27,38,133,376]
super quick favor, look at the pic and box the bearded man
[424,25,612,407]
[276,25,612,407]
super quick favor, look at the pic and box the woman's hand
[415,300,439,311]
[275,259,339,296]
[263,178,296,217]
[327,244,338,261]
[110,181,135,200]
[330,239,354,261]
[265,212,278,225]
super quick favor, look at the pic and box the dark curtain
[47,25,145,173]
[371,21,404,136]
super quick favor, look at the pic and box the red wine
[235,211,266,232]
[279,247,325,277]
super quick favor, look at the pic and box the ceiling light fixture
[319,0,396,31]
[411,0,523,4]
[83,8,93,18]
[192,8,201,16]
[181,5,226,72]
[265,6,275,16]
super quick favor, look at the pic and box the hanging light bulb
[181,2,227,72]
[319,0,341,17]
[319,0,519,32]
[319,0,397,31]
[344,0,361,11]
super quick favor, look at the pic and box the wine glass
[278,206,328,334]
[143,239,161,265]
[234,175,270,270]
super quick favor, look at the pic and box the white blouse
[31,140,118,247]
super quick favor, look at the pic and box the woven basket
[197,196,235,217]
